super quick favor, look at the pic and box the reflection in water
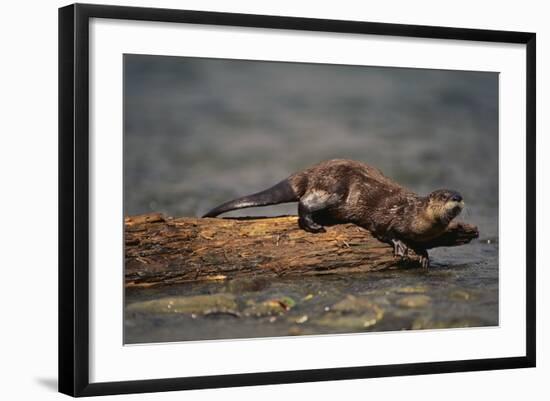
[124,55,499,343]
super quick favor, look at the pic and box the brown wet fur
[288,160,464,248]
[205,159,465,262]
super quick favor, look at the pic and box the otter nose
[450,194,463,202]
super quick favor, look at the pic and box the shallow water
[123,55,499,343]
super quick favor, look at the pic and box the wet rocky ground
[125,239,498,343]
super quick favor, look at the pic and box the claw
[391,239,409,258]
[298,218,326,233]
[306,225,326,233]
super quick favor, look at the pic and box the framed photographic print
[58,3,536,397]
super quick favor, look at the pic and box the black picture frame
[59,3,536,397]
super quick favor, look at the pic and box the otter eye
[450,194,462,202]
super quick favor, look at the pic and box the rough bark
[125,213,479,288]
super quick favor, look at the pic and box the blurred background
[124,54,499,343]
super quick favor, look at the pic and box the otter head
[426,189,465,225]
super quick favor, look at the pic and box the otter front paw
[298,217,326,233]
[418,250,430,268]
[391,239,409,258]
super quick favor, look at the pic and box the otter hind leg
[298,205,325,233]
[298,191,340,233]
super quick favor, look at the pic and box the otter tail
[202,179,297,217]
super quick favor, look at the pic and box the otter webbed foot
[298,199,327,234]
[391,239,409,258]
[298,216,326,233]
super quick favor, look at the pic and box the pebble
[126,293,238,315]
[450,290,471,301]
[288,326,303,336]
[243,296,296,317]
[314,295,384,330]
[226,277,270,293]
[315,314,381,330]
[395,286,429,294]
[295,315,308,324]
[397,295,432,308]
[331,295,380,313]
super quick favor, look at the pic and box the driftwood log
[125,213,479,288]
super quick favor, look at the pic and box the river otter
[203,159,465,267]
